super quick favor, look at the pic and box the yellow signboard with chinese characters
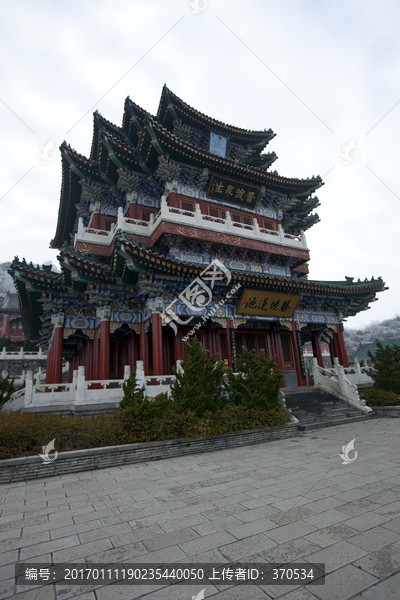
[237,289,301,318]
[207,174,261,208]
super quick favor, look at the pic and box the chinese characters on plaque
[207,174,261,208]
[237,289,301,318]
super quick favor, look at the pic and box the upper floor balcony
[74,195,308,253]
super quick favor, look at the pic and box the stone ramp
[284,386,374,430]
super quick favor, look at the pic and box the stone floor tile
[266,521,317,545]
[349,525,399,551]
[52,538,113,562]
[226,517,278,539]
[311,564,378,600]
[233,505,281,523]
[1,531,50,554]
[353,545,400,579]
[304,540,367,573]
[303,509,351,529]
[337,498,382,517]
[0,527,21,542]
[78,522,133,544]
[270,497,312,511]
[20,533,80,560]
[260,538,321,563]
[192,516,242,536]
[6,583,56,599]
[219,533,276,561]
[381,516,400,533]
[304,524,358,548]
[277,589,319,599]
[341,511,390,531]
[179,531,237,557]
[358,571,400,600]
[159,513,209,533]
[373,500,400,517]
[86,541,147,563]
[143,527,198,552]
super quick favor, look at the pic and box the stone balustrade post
[117,206,125,230]
[338,365,347,396]
[160,195,168,215]
[35,367,42,384]
[1,347,6,359]
[253,217,260,237]
[354,357,362,380]
[76,366,86,404]
[77,217,84,236]
[25,371,34,406]
[135,360,146,389]
[123,365,131,380]
[312,357,320,385]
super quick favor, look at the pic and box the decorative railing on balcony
[75,195,308,251]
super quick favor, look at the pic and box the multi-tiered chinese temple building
[10,86,385,388]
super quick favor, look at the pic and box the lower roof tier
[9,251,386,346]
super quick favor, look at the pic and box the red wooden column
[127,332,136,370]
[335,326,349,367]
[97,306,110,380]
[173,328,185,364]
[329,336,338,367]
[291,322,306,387]
[46,313,64,384]
[91,202,101,229]
[152,313,164,376]
[1,315,10,337]
[92,329,99,380]
[84,338,93,380]
[271,330,284,370]
[140,322,149,375]
[225,318,233,367]
[269,329,284,387]
[311,330,324,367]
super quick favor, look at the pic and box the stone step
[297,411,363,423]
[284,387,372,429]
[298,414,372,431]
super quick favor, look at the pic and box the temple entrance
[110,325,138,379]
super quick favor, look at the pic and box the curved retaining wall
[0,422,298,484]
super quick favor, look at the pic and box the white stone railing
[0,347,47,360]
[312,357,373,414]
[74,196,308,252]
[2,363,178,411]
[343,359,373,385]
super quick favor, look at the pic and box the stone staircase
[284,387,374,431]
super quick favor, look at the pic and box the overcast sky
[1,0,399,328]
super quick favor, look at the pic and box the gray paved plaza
[0,419,399,600]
